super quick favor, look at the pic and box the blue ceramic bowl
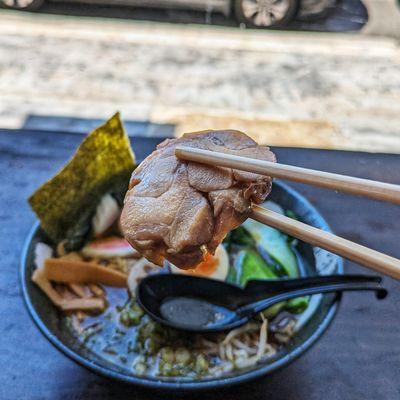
[20,181,343,390]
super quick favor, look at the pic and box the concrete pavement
[0,10,399,152]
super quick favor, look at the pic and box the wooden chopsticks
[251,206,400,280]
[175,146,400,205]
[175,146,400,280]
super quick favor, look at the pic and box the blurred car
[1,0,336,28]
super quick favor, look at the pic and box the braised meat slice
[121,130,276,269]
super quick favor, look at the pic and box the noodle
[192,318,279,374]
[231,339,258,354]
[199,338,219,349]
[256,318,267,360]
[222,322,259,345]
[226,342,234,361]
[219,342,226,360]
[228,319,273,369]
[233,349,249,358]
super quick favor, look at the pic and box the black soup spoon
[136,274,387,333]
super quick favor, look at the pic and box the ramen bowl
[21,181,343,390]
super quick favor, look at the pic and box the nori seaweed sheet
[29,113,136,247]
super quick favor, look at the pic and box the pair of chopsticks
[175,146,400,280]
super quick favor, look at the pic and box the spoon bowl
[137,273,387,333]
[136,274,248,332]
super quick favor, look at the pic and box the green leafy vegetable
[261,302,286,319]
[230,250,288,318]
[243,220,299,278]
[227,249,277,287]
[224,226,255,253]
[286,296,309,314]
[226,211,310,315]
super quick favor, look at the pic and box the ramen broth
[64,219,307,379]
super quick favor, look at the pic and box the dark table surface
[1,128,399,400]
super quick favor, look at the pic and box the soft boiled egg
[169,245,229,281]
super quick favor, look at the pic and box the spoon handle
[244,274,381,296]
[238,276,387,317]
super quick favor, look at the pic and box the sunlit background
[0,0,399,152]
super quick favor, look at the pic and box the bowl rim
[20,181,343,391]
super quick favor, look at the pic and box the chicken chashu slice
[121,130,276,269]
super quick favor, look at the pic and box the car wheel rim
[2,0,36,8]
[242,0,290,26]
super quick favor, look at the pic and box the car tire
[1,0,44,11]
[235,0,299,28]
